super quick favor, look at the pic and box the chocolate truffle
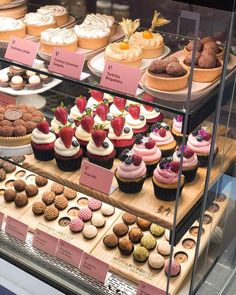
[148,253,165,270]
[82,225,98,239]
[25,184,38,197]
[118,238,134,256]
[186,39,203,52]
[54,195,68,210]
[103,234,119,249]
[13,126,27,137]
[4,189,16,202]
[141,235,157,250]
[0,168,6,181]
[157,241,171,256]
[42,191,55,205]
[0,120,12,127]
[13,179,26,192]
[203,41,220,54]
[113,223,129,237]
[149,60,168,74]
[15,193,28,207]
[129,227,143,243]
[165,56,179,64]
[101,203,115,216]
[44,206,59,221]
[133,246,149,262]
[184,51,201,66]
[0,126,13,137]
[122,212,137,225]
[150,224,165,237]
[201,36,217,44]
[166,62,186,77]
[35,175,48,187]
[25,121,37,133]
[12,119,25,127]
[136,218,151,231]
[91,213,106,228]
[63,187,77,200]
[32,201,46,215]
[69,217,84,233]
[198,54,217,69]
[3,162,16,173]
[164,259,181,277]
[51,183,64,195]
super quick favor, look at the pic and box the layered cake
[0,17,26,41]
[23,13,56,36]
[37,5,68,26]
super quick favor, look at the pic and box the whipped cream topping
[103,93,114,103]
[94,115,110,129]
[116,161,146,179]
[31,128,56,144]
[41,28,77,44]
[70,105,86,120]
[75,125,91,142]
[37,5,67,17]
[74,23,110,39]
[0,17,25,31]
[187,133,217,155]
[11,76,23,84]
[108,124,133,141]
[23,13,55,26]
[54,136,80,157]
[172,117,182,134]
[83,13,114,28]
[51,117,67,134]
[105,43,142,61]
[87,137,114,156]
[126,113,146,130]
[173,151,198,168]
[140,105,161,120]
[130,32,163,49]
[150,130,174,146]
[109,104,127,117]
[86,97,100,111]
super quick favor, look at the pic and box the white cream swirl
[110,104,127,117]
[37,5,67,17]
[23,13,55,26]
[126,113,146,130]
[74,23,110,39]
[75,125,91,142]
[105,43,142,61]
[173,151,198,168]
[130,32,163,49]
[31,128,56,144]
[70,105,86,120]
[87,137,114,156]
[103,93,114,103]
[83,13,114,28]
[140,105,161,120]
[0,17,25,31]
[86,97,100,110]
[54,136,80,157]
[108,124,133,140]
[94,115,110,129]
[51,117,67,134]
[41,28,77,44]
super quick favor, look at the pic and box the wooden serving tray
[91,197,228,295]
[23,136,236,230]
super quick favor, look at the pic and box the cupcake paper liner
[160,146,176,158]
[87,155,115,170]
[146,162,159,178]
[115,173,146,194]
[183,165,198,183]
[172,133,184,146]
[32,145,55,161]
[55,151,83,171]
[152,179,184,201]
[197,150,217,167]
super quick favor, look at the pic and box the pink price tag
[33,228,59,256]
[56,239,83,268]
[5,216,28,242]
[49,48,85,80]
[0,93,16,106]
[80,253,109,283]
[5,37,39,66]
[79,161,114,195]
[137,281,169,295]
[0,212,4,229]
[100,61,141,96]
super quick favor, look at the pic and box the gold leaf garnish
[150,10,170,31]
[119,18,140,42]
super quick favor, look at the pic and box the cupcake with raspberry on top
[126,104,149,136]
[70,96,92,126]
[94,102,111,134]
[110,96,127,117]
[172,115,184,145]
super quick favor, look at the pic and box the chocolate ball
[13,126,27,137]
[25,184,38,197]
[149,60,168,74]
[0,126,13,137]
[122,212,137,225]
[32,201,46,215]
[186,39,203,52]
[25,121,37,134]
[113,223,129,237]
[12,119,25,127]
[15,193,28,207]
[44,206,59,221]
[42,191,55,205]
[0,168,6,181]
[203,41,220,54]
[166,62,186,77]
[0,120,12,127]
[198,54,217,69]
[22,114,33,122]
[184,51,201,66]
[129,227,143,243]
[13,179,26,192]
[118,238,134,256]
[165,56,179,64]
[54,195,68,210]
[201,36,217,44]
[103,234,119,249]
[51,183,64,195]
[35,175,48,187]
[4,189,16,202]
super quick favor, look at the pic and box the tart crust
[54,13,68,27]
[26,22,56,37]
[78,35,110,50]
[142,42,164,59]
[104,54,143,68]
[0,0,11,4]
[0,134,31,147]
[40,39,78,54]
[0,25,26,41]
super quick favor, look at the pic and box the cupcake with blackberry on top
[132,135,161,177]
[149,122,177,157]
[87,89,104,113]
[31,120,56,161]
[86,125,116,169]
[110,96,127,117]
[70,96,92,126]
[172,115,184,145]
[152,157,185,201]
[94,102,111,134]
[173,145,198,183]
[51,104,74,137]
[108,116,135,157]
[54,126,83,171]
[187,127,217,167]
[126,105,149,136]
[115,149,147,194]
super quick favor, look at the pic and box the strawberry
[132,154,142,166]
[202,132,212,141]
[111,117,125,137]
[128,105,140,119]
[55,106,68,125]
[142,92,155,102]
[76,96,87,113]
[59,126,74,148]
[37,121,49,134]
[81,115,94,133]
[92,129,106,147]
[145,139,156,149]
[184,147,194,158]
[90,90,104,102]
[170,161,179,173]
[96,103,108,121]
[143,104,154,111]
[159,128,166,137]
[113,97,126,112]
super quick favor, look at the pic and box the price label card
[137,281,168,295]
[0,93,16,106]
[33,229,59,256]
[5,37,39,66]
[5,216,28,242]
[80,253,109,283]
[49,48,85,80]
[56,239,83,268]
[0,212,4,229]
[79,161,114,195]
[100,61,141,96]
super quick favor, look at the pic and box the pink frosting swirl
[173,151,198,168]
[132,142,161,163]
[153,164,178,184]
[149,130,174,146]
[116,161,146,179]
[187,134,216,154]
[172,117,182,134]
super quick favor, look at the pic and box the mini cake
[141,234,157,250]
[83,13,116,35]
[173,145,199,183]
[140,104,164,127]
[148,253,165,270]
[132,135,161,177]
[150,122,177,157]
[115,149,146,194]
[10,76,25,90]
[118,238,134,256]
[54,126,83,171]
[133,246,149,262]
[94,103,110,133]
[103,234,119,249]
[40,28,78,54]
[75,113,94,153]
[172,115,184,145]
[37,5,68,26]
[86,126,116,169]
[164,259,181,277]
[101,203,115,216]
[51,104,70,136]
[152,157,185,201]
[31,120,56,161]
[126,105,148,135]
[187,127,218,167]
[113,223,129,237]
[86,90,104,112]
[0,17,26,41]
[129,227,143,243]
[108,116,135,157]
[109,97,127,117]
[23,13,56,36]
[70,96,90,125]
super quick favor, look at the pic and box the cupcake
[70,96,91,126]
[115,149,146,194]
[108,116,135,157]
[140,104,164,128]
[172,115,184,145]
[152,157,185,201]
[54,126,83,171]
[109,96,127,117]
[126,105,148,136]
[94,103,111,134]
[132,135,161,177]
[187,127,217,167]
[86,126,116,169]
[173,145,199,183]
[31,121,56,161]
[87,90,104,112]
[75,112,94,153]
[51,104,73,137]
[150,122,177,157]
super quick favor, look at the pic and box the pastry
[118,238,134,256]
[32,201,46,215]
[42,191,55,205]
[164,259,181,277]
[133,246,149,262]
[4,189,16,202]
[91,213,106,228]
[83,13,116,35]
[115,149,146,194]
[150,224,165,237]
[44,206,59,221]
[9,66,25,76]
[37,5,68,26]
[136,218,151,231]
[23,13,56,36]
[75,112,94,153]
[113,223,129,237]
[13,179,26,192]
[78,207,92,222]
[54,195,68,210]
[148,253,165,270]
[3,162,16,173]
[126,105,148,136]
[15,193,28,207]
[83,225,98,239]
[171,115,184,145]
[10,76,25,90]
[25,184,38,197]
[25,75,43,90]
[109,97,127,117]
[93,103,111,133]
[122,212,137,225]
[35,175,48,187]
[69,218,84,233]
[63,188,77,200]
[51,183,64,194]
[101,203,115,216]
[0,17,26,41]
[129,227,143,243]
[103,234,119,249]
[39,68,53,84]
[88,198,102,211]
[157,241,171,256]
[141,234,157,250]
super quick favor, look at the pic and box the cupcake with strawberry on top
[152,157,185,201]
[86,125,116,169]
[87,89,104,113]
[108,116,135,157]
[150,122,177,157]
[94,102,111,134]
[172,115,184,145]
[187,127,217,167]
[132,135,161,177]
[31,120,56,161]
[109,96,127,117]
[70,96,92,126]
[54,126,83,171]
[51,104,74,137]
[126,104,149,136]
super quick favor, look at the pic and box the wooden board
[91,197,228,295]
[23,136,236,229]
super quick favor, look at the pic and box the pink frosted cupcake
[115,149,147,194]
[187,127,218,167]
[132,135,162,177]
[172,115,184,145]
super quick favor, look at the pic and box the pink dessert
[69,217,84,233]
[78,207,93,221]
[164,259,181,277]
[172,115,183,134]
[88,198,102,211]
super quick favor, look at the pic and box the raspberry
[170,162,179,173]
[145,140,156,149]
[159,128,166,137]
[132,154,142,166]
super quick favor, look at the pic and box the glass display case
[0,0,235,294]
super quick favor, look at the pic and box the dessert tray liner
[140,51,236,101]
[22,136,236,230]
[91,197,228,295]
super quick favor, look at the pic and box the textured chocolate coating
[129,227,143,243]
[186,39,203,52]
[149,60,168,74]
[51,183,64,195]
[166,62,186,77]
[44,206,59,221]
[184,51,201,66]
[13,126,27,137]
[198,54,217,69]
[32,201,46,215]
[13,179,26,192]
[103,234,119,249]
[42,191,55,205]
[54,195,68,210]
[165,56,179,64]
[113,223,129,237]
[203,41,220,54]
[3,162,16,173]
[201,36,217,44]
[35,175,48,187]
[0,168,6,181]
[118,238,134,256]
[0,126,13,137]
